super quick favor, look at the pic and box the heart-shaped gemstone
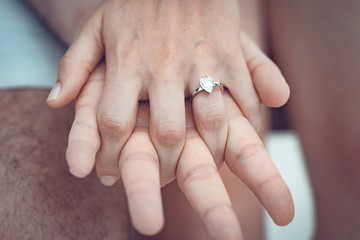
[200,76,214,93]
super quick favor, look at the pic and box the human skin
[0,83,286,239]
[0,90,129,239]
[46,0,290,189]
[23,0,293,238]
[69,60,293,238]
[143,2,270,238]
[269,0,360,239]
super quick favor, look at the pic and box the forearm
[24,0,103,44]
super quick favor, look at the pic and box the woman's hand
[65,60,293,237]
[47,0,289,186]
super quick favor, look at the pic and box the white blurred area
[265,131,315,240]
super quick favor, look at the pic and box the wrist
[25,0,103,45]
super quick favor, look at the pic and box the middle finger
[148,72,186,185]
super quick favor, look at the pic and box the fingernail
[160,184,166,188]
[100,176,117,186]
[47,82,61,101]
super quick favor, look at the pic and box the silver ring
[191,76,223,99]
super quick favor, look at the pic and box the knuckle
[182,164,218,184]
[233,143,264,166]
[254,61,271,77]
[198,105,226,131]
[75,97,94,113]
[193,39,213,59]
[59,50,92,77]
[247,56,268,73]
[203,203,233,222]
[121,152,158,167]
[95,156,120,177]
[72,116,98,134]
[257,174,283,191]
[96,157,119,170]
[121,153,159,197]
[58,54,75,73]
[154,120,184,147]
[126,179,159,199]
[98,115,131,138]
[248,57,273,81]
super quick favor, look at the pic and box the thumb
[47,7,104,108]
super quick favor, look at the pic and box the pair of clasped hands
[47,0,294,239]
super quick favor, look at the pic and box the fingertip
[262,72,290,108]
[46,81,77,109]
[66,142,96,178]
[100,176,117,186]
[274,207,295,226]
[46,82,65,108]
[240,31,291,108]
[130,193,164,236]
[46,82,61,101]
[271,188,295,226]
[260,178,295,226]
[135,218,164,236]
[279,80,291,107]
[95,156,122,186]
[69,167,88,179]
[46,99,69,109]
[272,203,295,226]
[252,63,291,108]
[160,176,176,186]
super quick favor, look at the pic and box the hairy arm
[24,0,103,44]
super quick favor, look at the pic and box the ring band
[191,76,223,99]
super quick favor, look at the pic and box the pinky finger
[66,64,105,178]
[240,32,290,108]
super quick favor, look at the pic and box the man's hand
[65,61,293,237]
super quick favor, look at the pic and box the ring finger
[190,60,228,167]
